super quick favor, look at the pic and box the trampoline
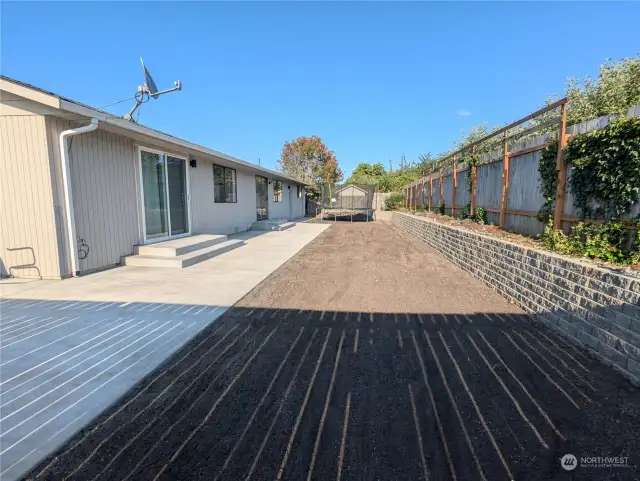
[319,183,377,222]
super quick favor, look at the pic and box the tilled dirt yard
[28,222,640,480]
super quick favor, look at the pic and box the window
[213,164,237,203]
[297,185,302,198]
[273,180,282,202]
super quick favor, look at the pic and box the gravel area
[25,222,640,481]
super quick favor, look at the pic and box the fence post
[429,167,433,212]
[439,170,444,209]
[470,146,477,216]
[422,170,425,208]
[553,102,568,230]
[451,155,457,216]
[499,131,510,227]
[414,182,418,210]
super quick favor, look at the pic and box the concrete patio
[0,223,329,481]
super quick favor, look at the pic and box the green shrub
[438,201,446,215]
[385,193,406,211]
[541,219,640,265]
[474,207,488,224]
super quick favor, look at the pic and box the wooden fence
[404,104,640,236]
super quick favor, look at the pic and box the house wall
[5,108,307,278]
[0,113,61,278]
[189,159,257,235]
[45,118,141,276]
[268,182,304,220]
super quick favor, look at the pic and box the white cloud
[456,109,472,117]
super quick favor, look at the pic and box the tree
[347,162,386,185]
[566,55,640,123]
[277,136,343,199]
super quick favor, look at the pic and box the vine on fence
[566,117,640,219]
[537,140,559,223]
[538,116,640,265]
[461,153,480,195]
[459,204,488,224]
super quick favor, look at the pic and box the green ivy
[566,117,640,219]
[537,140,559,222]
[461,153,480,195]
[474,207,488,224]
[541,219,640,265]
[457,203,487,224]
[438,201,446,215]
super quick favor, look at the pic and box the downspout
[59,119,99,277]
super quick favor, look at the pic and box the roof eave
[0,76,306,186]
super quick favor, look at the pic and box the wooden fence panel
[505,150,546,235]
[403,105,640,234]
[431,178,440,210]
[441,174,454,214]
[455,169,470,214]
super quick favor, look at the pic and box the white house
[0,76,306,278]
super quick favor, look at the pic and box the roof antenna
[124,58,182,122]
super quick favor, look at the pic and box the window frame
[296,185,302,198]
[273,180,282,202]
[213,164,237,203]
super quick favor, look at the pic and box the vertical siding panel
[34,116,56,274]
[104,131,119,258]
[15,117,37,272]
[0,118,16,276]
[28,116,54,276]
[11,117,32,271]
[92,131,108,269]
[0,115,60,278]
[56,128,140,273]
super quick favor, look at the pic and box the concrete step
[277,222,296,231]
[125,239,244,268]
[251,220,296,231]
[134,234,228,258]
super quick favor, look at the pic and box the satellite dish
[123,58,182,121]
[141,58,159,99]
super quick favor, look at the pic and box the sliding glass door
[167,156,188,235]
[139,149,190,242]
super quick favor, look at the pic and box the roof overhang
[0,76,307,186]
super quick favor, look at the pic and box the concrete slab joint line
[391,212,640,387]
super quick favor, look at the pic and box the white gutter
[59,119,99,277]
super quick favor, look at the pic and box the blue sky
[2,2,639,177]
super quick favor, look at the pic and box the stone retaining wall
[391,212,640,386]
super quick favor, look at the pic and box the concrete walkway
[0,223,329,306]
[0,223,328,481]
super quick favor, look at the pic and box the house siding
[3,105,308,279]
[46,118,140,275]
[268,182,304,220]
[0,114,61,279]
[189,159,257,235]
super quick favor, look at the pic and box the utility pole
[389,157,393,172]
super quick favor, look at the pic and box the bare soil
[26,222,640,481]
